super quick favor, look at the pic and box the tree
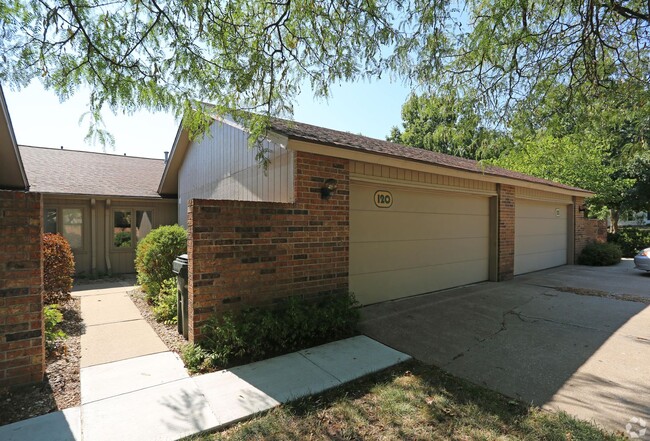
[493,134,634,217]
[0,0,399,153]
[493,80,650,232]
[402,0,650,122]
[387,91,505,158]
[1,0,648,149]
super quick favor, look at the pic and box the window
[136,210,153,242]
[44,208,84,249]
[113,209,154,248]
[44,208,57,234]
[113,210,132,248]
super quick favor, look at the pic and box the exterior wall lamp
[578,204,588,217]
[321,179,338,199]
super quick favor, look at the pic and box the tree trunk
[610,208,620,233]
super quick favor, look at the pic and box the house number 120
[374,190,393,208]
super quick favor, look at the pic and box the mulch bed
[129,288,187,355]
[0,297,83,426]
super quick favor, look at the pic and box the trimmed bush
[153,278,178,324]
[43,233,75,304]
[608,228,650,257]
[578,242,622,266]
[135,225,187,298]
[197,293,360,368]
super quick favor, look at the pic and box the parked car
[634,248,650,271]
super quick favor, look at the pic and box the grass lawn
[189,361,624,441]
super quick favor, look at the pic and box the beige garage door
[350,182,491,305]
[515,199,568,275]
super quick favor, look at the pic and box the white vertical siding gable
[178,119,294,226]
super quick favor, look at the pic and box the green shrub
[198,293,360,368]
[44,304,66,348]
[43,233,75,304]
[180,343,215,374]
[153,278,178,324]
[135,225,187,298]
[578,242,623,266]
[608,228,650,257]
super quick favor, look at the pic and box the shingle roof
[19,145,165,198]
[269,117,590,194]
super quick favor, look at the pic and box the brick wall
[497,184,515,281]
[574,196,607,259]
[187,152,349,342]
[0,190,44,388]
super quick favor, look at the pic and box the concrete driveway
[360,260,650,434]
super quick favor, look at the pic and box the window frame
[43,206,86,251]
[111,207,155,251]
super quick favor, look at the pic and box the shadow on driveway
[360,260,650,433]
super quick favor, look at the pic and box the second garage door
[350,182,491,305]
[514,199,568,275]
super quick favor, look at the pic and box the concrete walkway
[1,283,409,441]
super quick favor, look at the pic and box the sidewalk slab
[81,320,168,367]
[82,378,218,441]
[228,352,341,403]
[80,292,142,326]
[299,335,411,383]
[192,370,280,425]
[81,352,189,404]
[0,407,81,441]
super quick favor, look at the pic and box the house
[159,115,602,343]
[18,146,178,275]
[0,85,44,388]
[617,211,650,227]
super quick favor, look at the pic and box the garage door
[514,199,568,275]
[350,182,491,305]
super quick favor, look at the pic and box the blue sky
[4,78,412,160]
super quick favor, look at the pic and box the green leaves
[197,293,360,369]
[134,224,187,298]
[1,0,648,158]
[387,91,505,159]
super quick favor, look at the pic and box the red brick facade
[573,196,607,259]
[187,153,608,341]
[0,190,44,388]
[187,152,349,342]
[497,184,516,281]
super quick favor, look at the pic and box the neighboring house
[159,115,601,341]
[19,146,178,275]
[0,85,44,388]
[617,211,650,227]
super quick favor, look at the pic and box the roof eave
[0,85,29,190]
[284,135,595,197]
[157,123,189,196]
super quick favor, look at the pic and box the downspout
[105,199,112,275]
[91,198,96,275]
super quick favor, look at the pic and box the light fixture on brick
[321,178,338,199]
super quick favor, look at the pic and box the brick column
[497,184,515,281]
[0,190,44,388]
[573,196,607,260]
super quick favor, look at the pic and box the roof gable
[20,146,166,198]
